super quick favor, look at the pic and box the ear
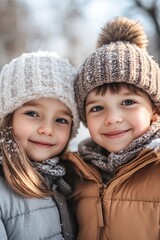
[151,108,159,122]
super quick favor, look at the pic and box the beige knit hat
[75,17,160,125]
[0,51,80,138]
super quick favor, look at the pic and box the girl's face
[12,98,72,162]
[85,87,156,153]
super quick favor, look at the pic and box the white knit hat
[0,51,80,138]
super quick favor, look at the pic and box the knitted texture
[78,118,160,179]
[0,51,79,138]
[75,17,160,125]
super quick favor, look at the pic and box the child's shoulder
[0,175,9,190]
[0,175,13,199]
[0,175,15,215]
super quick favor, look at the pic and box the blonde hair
[0,114,53,198]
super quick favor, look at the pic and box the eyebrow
[23,102,40,107]
[86,90,142,105]
[86,100,98,106]
[22,102,72,117]
[120,91,141,97]
[58,111,73,117]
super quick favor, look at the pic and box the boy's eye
[55,118,68,124]
[25,111,38,117]
[122,99,136,106]
[91,106,104,112]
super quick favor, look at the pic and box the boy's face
[12,98,72,161]
[85,87,156,153]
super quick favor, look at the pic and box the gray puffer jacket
[0,175,75,240]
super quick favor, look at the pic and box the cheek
[87,118,99,137]
[135,118,151,131]
[57,127,71,145]
[12,122,31,141]
[138,108,153,123]
[13,129,27,141]
[130,110,152,134]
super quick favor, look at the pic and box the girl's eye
[55,118,68,124]
[91,106,104,112]
[25,111,38,117]
[122,99,136,106]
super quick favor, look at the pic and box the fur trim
[97,17,148,49]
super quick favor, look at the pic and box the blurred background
[0,0,160,150]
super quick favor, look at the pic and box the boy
[64,17,160,240]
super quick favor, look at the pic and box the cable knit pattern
[0,51,80,138]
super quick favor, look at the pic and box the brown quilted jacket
[64,149,160,240]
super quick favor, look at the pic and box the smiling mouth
[29,140,54,147]
[103,129,130,138]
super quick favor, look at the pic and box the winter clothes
[0,50,79,239]
[64,120,160,240]
[65,148,160,240]
[75,17,160,125]
[0,158,76,240]
[0,51,79,138]
[78,120,160,175]
[70,16,160,240]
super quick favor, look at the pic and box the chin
[29,155,49,162]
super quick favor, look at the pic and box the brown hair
[92,82,155,109]
[92,82,158,111]
[0,114,53,198]
[93,82,141,95]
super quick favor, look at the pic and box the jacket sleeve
[0,219,7,240]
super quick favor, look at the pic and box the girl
[0,51,79,240]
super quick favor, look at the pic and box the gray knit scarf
[32,157,71,194]
[32,157,66,177]
[78,119,160,180]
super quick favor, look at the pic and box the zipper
[73,151,158,240]
[96,153,157,235]
[74,153,107,227]
[97,183,107,227]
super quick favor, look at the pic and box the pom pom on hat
[75,17,160,125]
[0,51,80,138]
[97,17,148,49]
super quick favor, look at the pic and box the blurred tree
[0,0,45,70]
[0,0,28,69]
[125,0,160,63]
[0,0,159,70]
[134,0,160,35]
[48,0,94,66]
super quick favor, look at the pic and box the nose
[104,109,123,125]
[37,121,54,136]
